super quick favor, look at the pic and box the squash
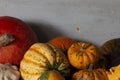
[20,43,70,80]
[106,64,120,80]
[68,41,100,69]
[0,63,20,80]
[38,70,65,80]
[100,38,120,68]
[48,37,76,54]
[72,64,108,80]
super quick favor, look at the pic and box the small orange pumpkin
[38,70,65,80]
[48,37,76,54]
[68,41,100,69]
[72,64,108,80]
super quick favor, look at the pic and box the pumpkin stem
[80,43,86,51]
[0,33,15,47]
[88,64,94,71]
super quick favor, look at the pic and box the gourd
[48,37,76,54]
[100,38,120,68]
[72,64,108,80]
[20,43,70,80]
[38,70,65,80]
[106,64,120,80]
[0,63,20,80]
[0,16,38,67]
[67,41,100,69]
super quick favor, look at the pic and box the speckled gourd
[20,43,70,80]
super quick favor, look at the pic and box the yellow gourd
[107,64,120,80]
[20,43,70,80]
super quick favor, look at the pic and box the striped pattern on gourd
[20,43,70,80]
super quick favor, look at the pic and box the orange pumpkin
[72,64,108,80]
[48,37,76,54]
[68,41,100,69]
[38,70,65,80]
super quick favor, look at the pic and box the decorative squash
[72,64,108,80]
[20,43,70,80]
[100,38,120,68]
[0,63,20,80]
[68,41,100,69]
[106,64,120,80]
[38,70,65,80]
[48,37,76,54]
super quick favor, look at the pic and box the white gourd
[0,63,20,80]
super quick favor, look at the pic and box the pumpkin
[72,64,108,80]
[38,70,65,80]
[0,16,38,67]
[106,64,120,80]
[48,37,76,54]
[0,63,20,80]
[100,38,120,68]
[68,41,100,69]
[20,43,70,80]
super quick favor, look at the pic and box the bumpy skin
[20,43,70,80]
[0,63,20,80]
[68,42,100,69]
[0,16,38,67]
[107,64,120,80]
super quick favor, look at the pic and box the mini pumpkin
[38,70,65,80]
[72,64,108,80]
[20,43,70,80]
[68,41,100,69]
[0,63,20,80]
[48,37,76,54]
[100,38,120,68]
[106,64,120,80]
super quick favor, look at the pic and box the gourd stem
[88,64,93,71]
[0,33,15,47]
[80,43,86,51]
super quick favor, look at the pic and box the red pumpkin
[0,16,38,67]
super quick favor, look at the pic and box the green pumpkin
[100,38,120,69]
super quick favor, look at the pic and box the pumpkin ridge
[89,70,94,79]
[29,47,51,66]
[47,43,69,69]
[83,53,90,68]
[20,68,41,76]
[97,69,108,79]
[86,52,91,66]
[92,70,96,80]
[95,70,103,80]
[46,43,61,69]
[86,51,94,64]
[22,58,47,68]
[81,53,84,69]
